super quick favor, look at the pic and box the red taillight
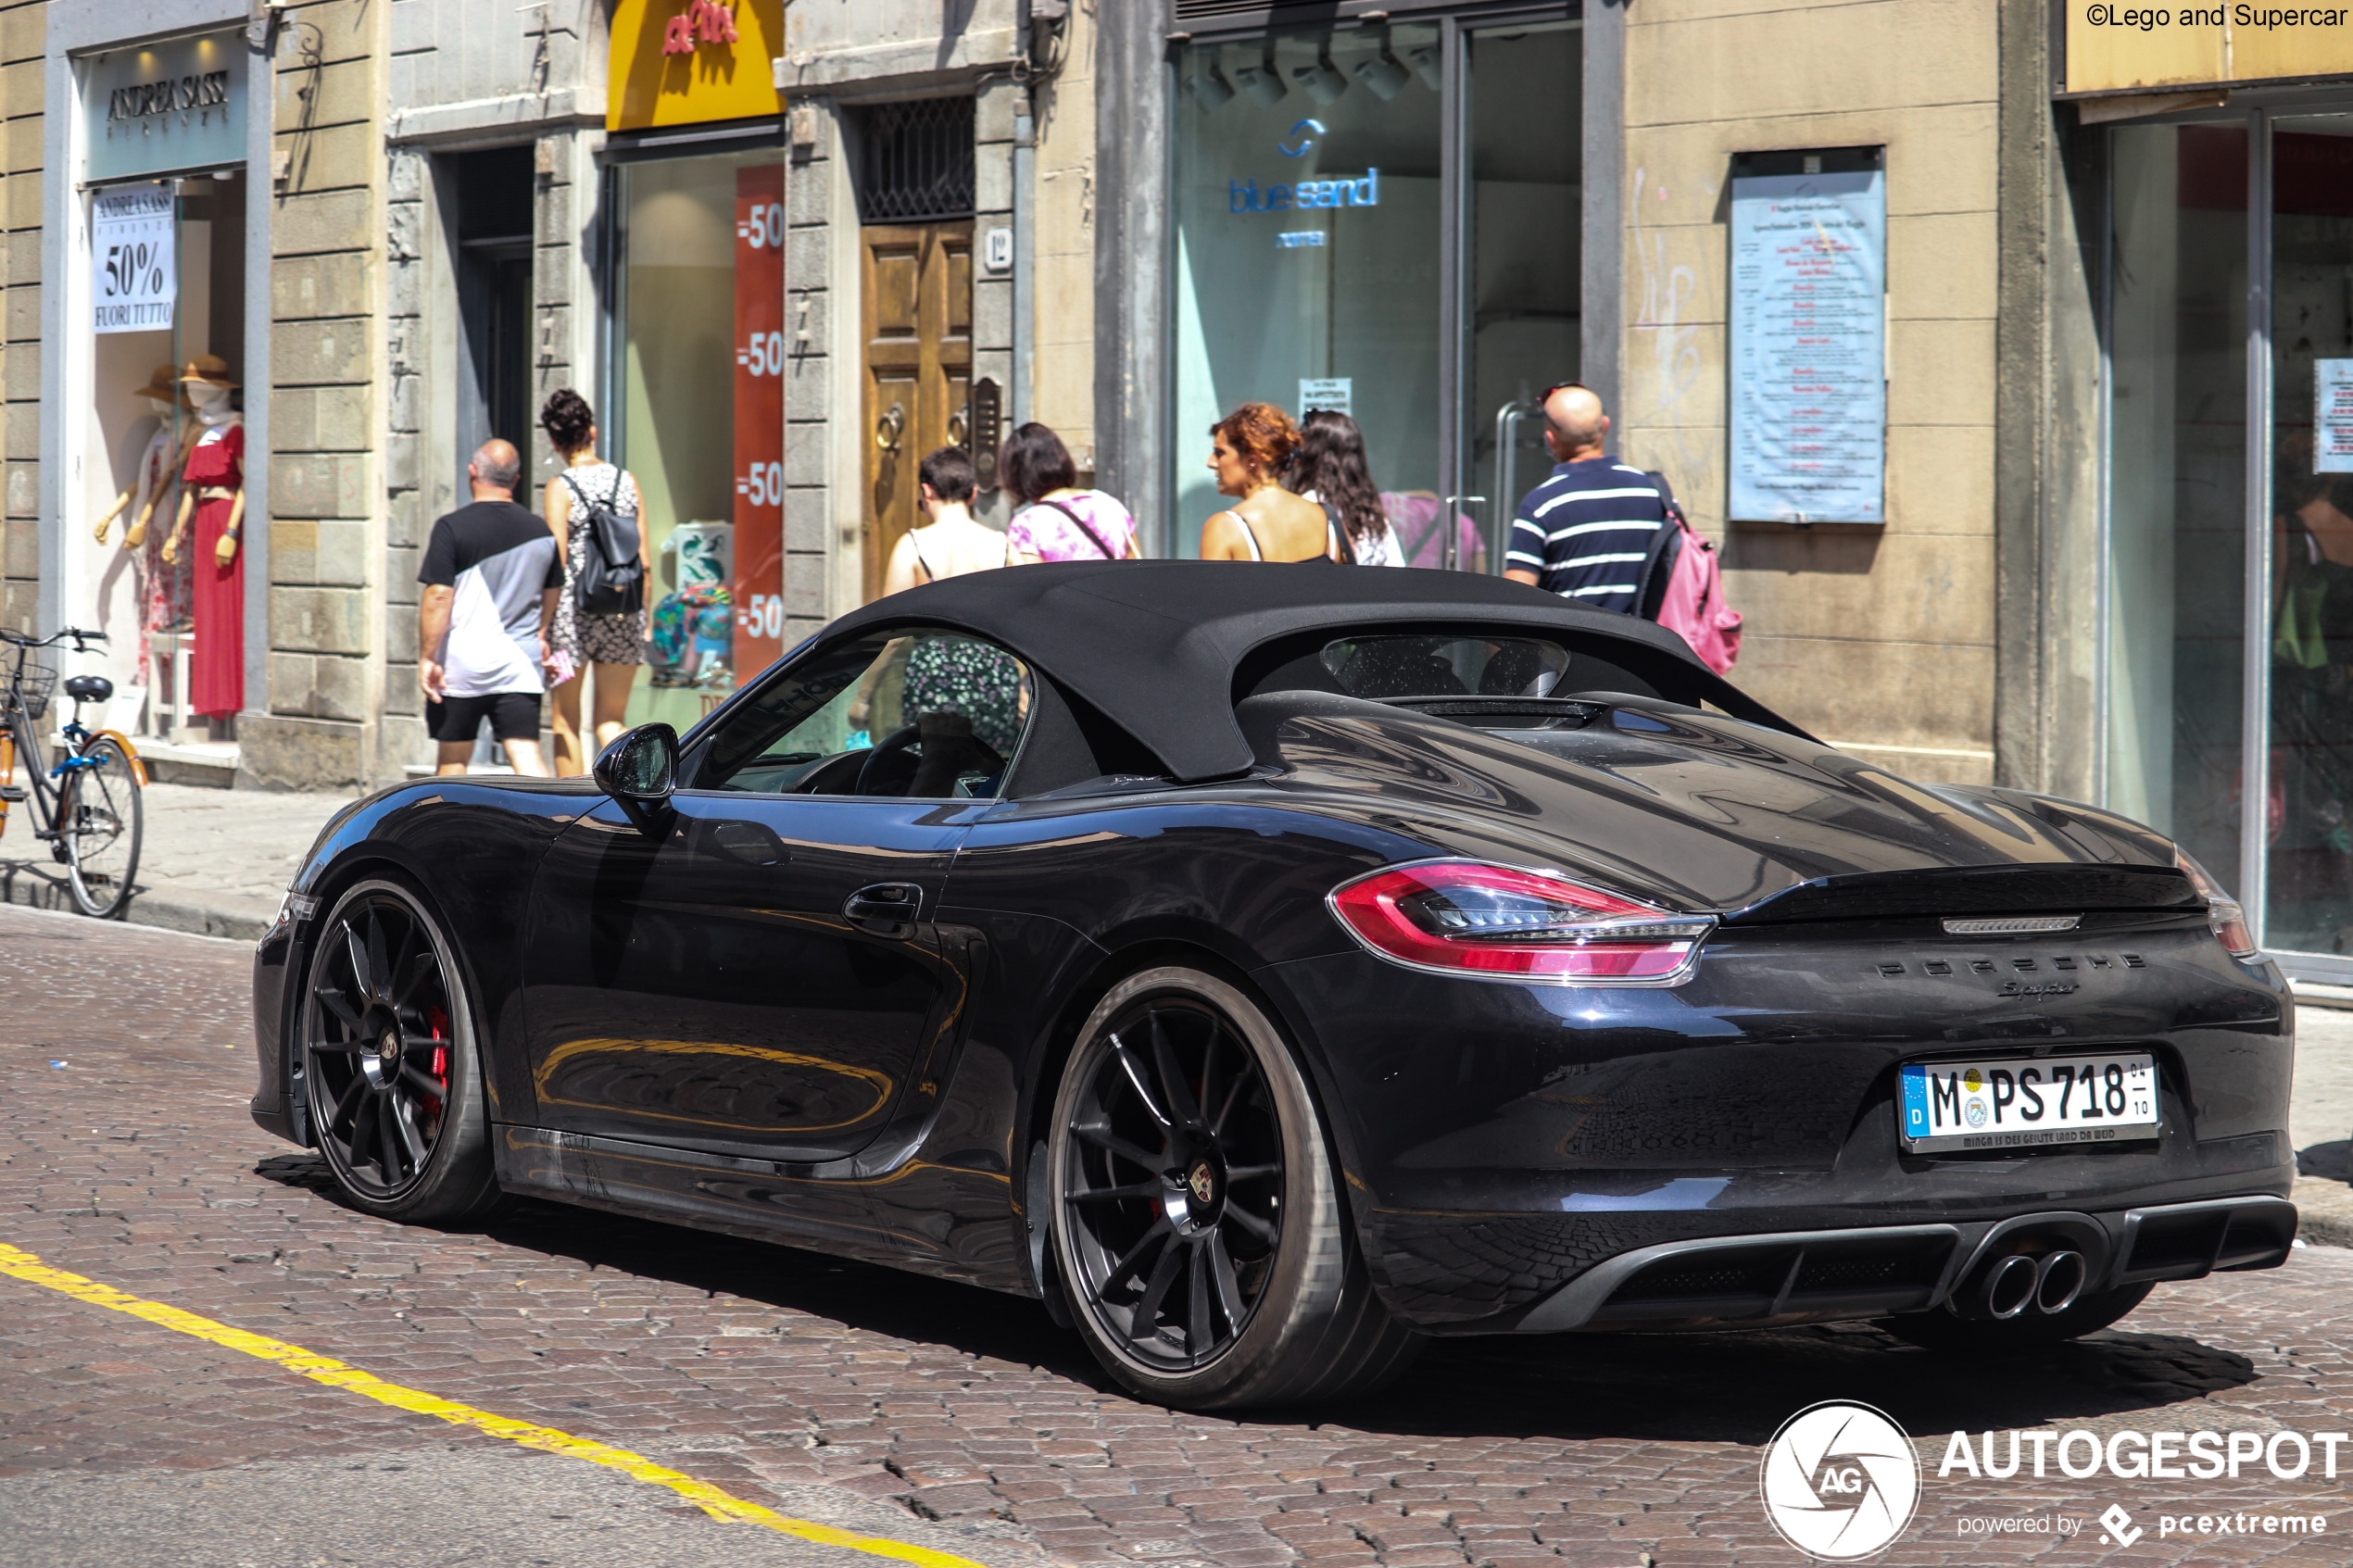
[2177,849,2259,960]
[1327,859,1713,985]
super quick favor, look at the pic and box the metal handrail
[1491,399,1541,571]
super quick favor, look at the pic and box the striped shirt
[1505,458,1669,614]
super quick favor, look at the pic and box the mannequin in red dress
[159,357,245,720]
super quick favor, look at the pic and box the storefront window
[82,174,249,739]
[1173,25,1444,559]
[2265,119,2353,955]
[1171,21,1581,565]
[611,147,786,734]
[2106,123,2246,894]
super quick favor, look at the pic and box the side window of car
[691,629,1033,798]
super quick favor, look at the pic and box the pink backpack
[1642,482,1743,673]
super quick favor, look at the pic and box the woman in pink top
[1001,423,1139,563]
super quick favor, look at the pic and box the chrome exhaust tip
[2034,1249,2087,1315]
[1977,1252,2040,1321]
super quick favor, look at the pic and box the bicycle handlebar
[0,626,107,649]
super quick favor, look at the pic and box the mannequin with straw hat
[159,356,246,719]
[159,357,243,571]
[94,364,196,548]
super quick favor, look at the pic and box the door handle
[875,402,906,454]
[843,881,923,938]
[1440,495,1487,572]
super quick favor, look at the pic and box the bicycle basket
[12,661,57,723]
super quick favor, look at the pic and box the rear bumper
[1256,922,2293,1332]
[1512,1194,2297,1333]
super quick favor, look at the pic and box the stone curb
[0,860,269,942]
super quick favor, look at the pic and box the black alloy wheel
[62,736,141,919]
[1060,993,1286,1371]
[299,878,502,1223]
[1049,967,1420,1409]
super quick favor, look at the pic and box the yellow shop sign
[609,0,784,132]
[2061,2,2353,94]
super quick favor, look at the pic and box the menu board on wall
[733,164,786,674]
[1728,162,1886,524]
[2320,359,2353,474]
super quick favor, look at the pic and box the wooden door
[862,222,973,604]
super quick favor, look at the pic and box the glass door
[2105,123,2248,897]
[2264,117,2353,960]
[1463,19,1581,575]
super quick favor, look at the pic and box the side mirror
[594,722,677,835]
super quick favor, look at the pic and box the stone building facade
[1,0,40,637]
[31,0,2347,980]
[1,0,1090,789]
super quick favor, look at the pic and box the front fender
[253,777,599,1142]
[90,730,148,785]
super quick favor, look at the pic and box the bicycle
[0,626,145,919]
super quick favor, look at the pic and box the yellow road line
[0,1242,990,1568]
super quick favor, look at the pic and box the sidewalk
[2292,1005,2353,1246]
[0,779,362,940]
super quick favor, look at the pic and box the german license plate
[1897,1054,2158,1153]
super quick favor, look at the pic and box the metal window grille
[851,97,975,223]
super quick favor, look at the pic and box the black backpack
[566,468,644,616]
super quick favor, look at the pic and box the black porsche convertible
[251,563,2296,1409]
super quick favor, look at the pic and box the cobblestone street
[5,903,2353,1567]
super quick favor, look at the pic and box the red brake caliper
[424,1005,450,1122]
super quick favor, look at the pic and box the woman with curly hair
[1290,409,1404,566]
[1199,402,1338,562]
[537,387,649,776]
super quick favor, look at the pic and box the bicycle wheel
[62,736,142,919]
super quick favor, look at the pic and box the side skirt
[494,1125,1034,1296]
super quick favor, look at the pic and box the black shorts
[427,690,541,744]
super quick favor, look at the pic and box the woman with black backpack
[539,388,649,776]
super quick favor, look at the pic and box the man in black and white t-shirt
[1503,384,1669,614]
[418,439,562,776]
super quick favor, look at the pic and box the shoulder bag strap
[1630,470,1685,619]
[1324,505,1357,565]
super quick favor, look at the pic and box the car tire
[1049,965,1421,1410]
[298,875,506,1225]
[1875,1281,2155,1354]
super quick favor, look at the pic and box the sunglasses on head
[1540,381,1591,403]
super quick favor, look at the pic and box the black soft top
[822,559,1799,782]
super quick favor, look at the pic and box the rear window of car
[1318,635,1570,700]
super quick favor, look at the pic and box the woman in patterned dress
[849,447,1027,773]
[1000,421,1139,564]
[539,389,649,777]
